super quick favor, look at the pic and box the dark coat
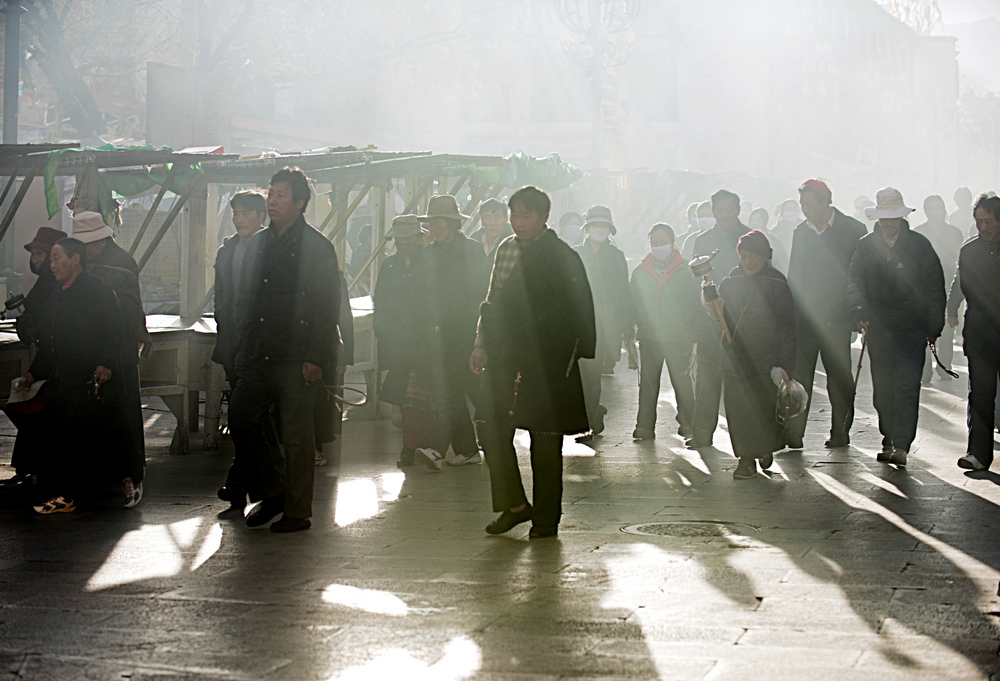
[787,207,867,332]
[718,265,796,378]
[212,234,250,378]
[478,229,596,434]
[691,223,752,335]
[470,224,514,261]
[15,265,57,346]
[239,216,341,367]
[423,232,489,357]
[373,248,429,404]
[575,239,632,341]
[947,235,1000,345]
[628,252,699,345]
[848,221,946,339]
[88,239,150,359]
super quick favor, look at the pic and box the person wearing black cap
[712,230,796,479]
[16,227,68,348]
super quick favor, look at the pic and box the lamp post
[554,0,640,169]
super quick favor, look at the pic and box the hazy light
[335,479,379,527]
[321,583,408,617]
[331,636,480,681]
[380,472,405,501]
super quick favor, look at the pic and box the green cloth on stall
[42,148,73,218]
[442,152,582,193]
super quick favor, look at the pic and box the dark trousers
[965,336,1000,466]
[229,356,318,518]
[785,325,855,442]
[692,325,722,439]
[636,340,695,431]
[482,423,563,528]
[724,371,781,459]
[867,326,926,453]
[120,362,146,483]
[427,356,479,457]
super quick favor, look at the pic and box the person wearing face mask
[681,201,714,261]
[770,199,801,253]
[711,230,796,479]
[687,189,752,449]
[914,195,963,382]
[574,205,632,440]
[747,208,788,273]
[559,211,584,247]
[628,223,698,440]
[848,187,946,467]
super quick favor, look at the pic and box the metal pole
[2,1,25,145]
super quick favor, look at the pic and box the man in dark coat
[212,190,269,512]
[948,194,1000,471]
[71,211,148,507]
[848,188,946,467]
[785,179,867,449]
[469,198,514,262]
[574,205,631,439]
[915,194,964,381]
[688,189,751,448]
[374,215,432,468]
[413,195,489,470]
[228,167,340,533]
[471,186,596,538]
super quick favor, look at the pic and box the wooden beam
[0,173,35,244]
[463,183,504,233]
[128,166,177,256]
[324,180,375,241]
[448,173,470,197]
[137,177,198,273]
[401,177,434,216]
[0,170,19,208]
[315,171,364,234]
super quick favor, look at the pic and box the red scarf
[639,248,685,293]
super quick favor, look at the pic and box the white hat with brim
[865,187,915,220]
[4,378,45,414]
[71,211,114,243]
[582,205,617,235]
[389,215,423,239]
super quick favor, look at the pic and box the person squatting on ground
[784,179,867,450]
[948,194,1000,472]
[574,205,631,440]
[227,167,340,533]
[413,195,490,470]
[688,189,752,449]
[628,223,698,441]
[213,190,273,514]
[706,230,796,479]
[19,238,127,514]
[914,194,964,382]
[848,187,946,467]
[70,211,149,508]
[472,186,596,538]
[374,215,435,469]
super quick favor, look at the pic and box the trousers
[427,355,479,457]
[785,325,855,442]
[965,335,1000,466]
[636,340,694,431]
[867,325,926,453]
[482,424,563,528]
[691,325,723,439]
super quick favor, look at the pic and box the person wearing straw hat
[574,204,631,440]
[71,210,149,507]
[848,187,946,467]
[412,195,489,470]
[374,215,434,468]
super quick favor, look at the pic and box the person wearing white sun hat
[847,187,946,467]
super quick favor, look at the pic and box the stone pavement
[1,342,999,680]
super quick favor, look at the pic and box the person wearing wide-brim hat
[412,196,490,470]
[375,214,434,468]
[574,204,632,438]
[17,227,68,344]
[848,187,946,467]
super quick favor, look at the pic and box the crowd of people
[5,167,999,539]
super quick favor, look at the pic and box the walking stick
[842,327,868,435]
[929,340,960,379]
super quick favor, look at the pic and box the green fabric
[42,149,73,218]
[443,152,582,192]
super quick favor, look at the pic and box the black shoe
[678,424,694,439]
[246,494,284,528]
[825,435,850,448]
[270,516,311,533]
[734,458,758,479]
[784,439,804,450]
[632,427,655,440]
[485,504,533,535]
[760,452,774,470]
[396,447,415,468]
[218,485,246,503]
[686,436,712,449]
[529,525,558,539]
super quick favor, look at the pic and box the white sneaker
[414,448,445,471]
[124,478,143,508]
[315,450,327,467]
[446,451,484,466]
[958,454,986,471]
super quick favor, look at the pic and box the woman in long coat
[715,230,796,479]
[23,238,125,514]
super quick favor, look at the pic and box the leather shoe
[825,435,850,448]
[485,504,533,535]
[246,494,284,528]
[217,485,246,503]
[529,525,558,539]
[685,436,712,449]
[270,516,311,533]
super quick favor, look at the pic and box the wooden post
[128,166,177,256]
[180,176,209,317]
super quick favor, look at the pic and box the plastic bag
[775,377,808,426]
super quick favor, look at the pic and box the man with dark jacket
[688,189,751,448]
[628,223,698,440]
[915,194,964,381]
[16,227,67,348]
[785,179,867,449]
[948,195,1000,471]
[469,198,514,262]
[228,167,340,533]
[848,188,946,467]
[374,215,432,468]
[574,205,631,439]
[471,186,596,538]
[413,195,489,470]
[70,211,148,508]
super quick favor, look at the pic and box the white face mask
[697,217,715,230]
[588,226,611,242]
[782,210,801,223]
[650,244,673,261]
